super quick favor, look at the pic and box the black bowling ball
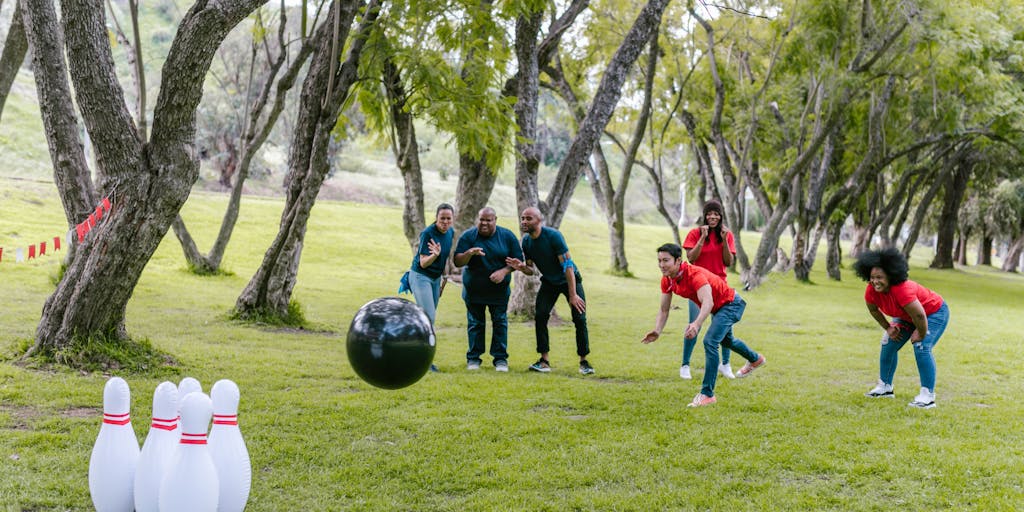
[346,297,436,389]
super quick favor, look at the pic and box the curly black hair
[852,247,910,285]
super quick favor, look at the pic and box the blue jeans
[700,295,759,397]
[465,301,509,364]
[682,299,730,366]
[879,302,949,392]
[409,271,442,325]
[535,279,590,357]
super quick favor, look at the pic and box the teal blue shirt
[521,226,578,286]
[455,226,523,305]
[410,224,453,280]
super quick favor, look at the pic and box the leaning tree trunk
[383,57,426,249]
[544,0,670,230]
[235,0,379,320]
[1002,235,1023,272]
[174,18,322,273]
[0,1,28,123]
[603,26,658,275]
[27,0,264,353]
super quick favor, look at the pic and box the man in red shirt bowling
[641,243,766,407]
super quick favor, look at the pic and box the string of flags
[0,197,111,264]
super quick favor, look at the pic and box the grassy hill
[1,178,1023,510]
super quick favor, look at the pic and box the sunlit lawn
[2,181,1023,510]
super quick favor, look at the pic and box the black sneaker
[579,360,595,375]
[528,358,551,373]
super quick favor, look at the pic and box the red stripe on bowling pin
[212,414,238,426]
[103,413,131,425]
[151,415,179,431]
[180,432,207,445]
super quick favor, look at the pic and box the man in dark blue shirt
[454,207,524,372]
[506,207,594,375]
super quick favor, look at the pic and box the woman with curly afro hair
[853,247,950,409]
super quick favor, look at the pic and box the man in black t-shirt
[506,207,594,375]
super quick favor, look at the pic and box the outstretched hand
[641,331,660,344]
[427,239,442,257]
[505,257,526,272]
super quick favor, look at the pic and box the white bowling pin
[134,381,180,512]
[209,380,252,512]
[178,377,202,399]
[159,392,219,512]
[88,376,140,512]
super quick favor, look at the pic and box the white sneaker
[719,364,735,379]
[908,387,936,409]
[679,365,692,379]
[467,361,481,371]
[495,361,509,372]
[865,380,894,398]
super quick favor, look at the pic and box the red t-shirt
[683,228,736,279]
[661,262,736,313]
[864,280,944,321]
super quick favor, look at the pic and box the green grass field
[2,179,1023,511]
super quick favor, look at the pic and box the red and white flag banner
[1,197,111,265]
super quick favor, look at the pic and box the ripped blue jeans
[879,302,950,392]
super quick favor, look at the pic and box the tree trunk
[901,164,948,259]
[691,8,750,275]
[235,0,379,320]
[0,1,28,124]
[1002,235,1023,272]
[976,235,992,266]
[825,216,843,280]
[19,0,95,227]
[544,0,669,230]
[955,232,969,265]
[793,125,838,282]
[507,9,544,319]
[383,57,425,249]
[173,19,320,273]
[27,0,265,354]
[930,157,972,269]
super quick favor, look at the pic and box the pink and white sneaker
[736,355,766,378]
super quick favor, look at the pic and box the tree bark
[235,0,379,320]
[1002,235,1023,272]
[901,164,949,258]
[383,56,425,249]
[544,0,669,229]
[508,9,544,319]
[931,155,973,268]
[173,15,320,274]
[825,216,843,280]
[976,235,992,266]
[27,0,266,354]
[0,1,28,124]
[19,0,96,228]
[599,26,658,275]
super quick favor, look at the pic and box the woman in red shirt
[853,248,950,409]
[679,200,737,380]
